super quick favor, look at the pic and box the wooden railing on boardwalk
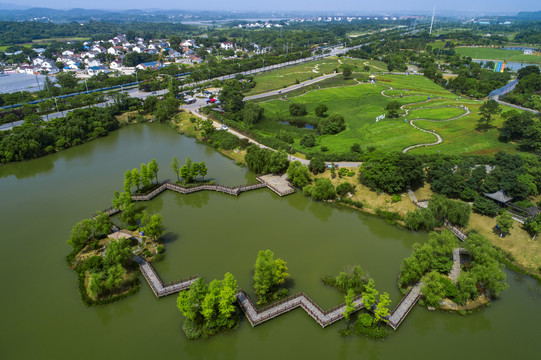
[136,245,465,330]
[134,256,199,297]
[387,283,422,330]
[129,180,278,203]
[131,183,469,331]
[236,290,365,328]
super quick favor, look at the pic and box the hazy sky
[8,0,541,14]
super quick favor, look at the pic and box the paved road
[185,103,361,168]
[1,41,369,132]
[244,73,339,101]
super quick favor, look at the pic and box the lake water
[280,120,315,129]
[0,73,50,94]
[0,123,539,359]
[472,60,540,71]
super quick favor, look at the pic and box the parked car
[221,124,228,130]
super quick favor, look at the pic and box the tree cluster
[253,250,290,305]
[286,161,312,188]
[170,156,208,183]
[499,110,541,154]
[177,273,239,339]
[322,265,368,295]
[244,145,289,174]
[359,152,424,194]
[426,152,541,207]
[503,66,541,111]
[303,178,336,201]
[123,159,159,193]
[0,107,119,164]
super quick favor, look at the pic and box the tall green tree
[123,170,133,192]
[287,161,312,187]
[139,212,164,241]
[362,278,378,310]
[140,163,151,188]
[315,103,328,117]
[342,289,356,331]
[497,212,514,235]
[131,168,141,191]
[385,100,401,118]
[198,161,208,180]
[148,159,159,183]
[253,249,290,305]
[374,292,391,326]
[218,272,238,327]
[180,156,193,183]
[477,99,501,129]
[170,157,180,182]
[94,211,111,237]
[342,65,353,79]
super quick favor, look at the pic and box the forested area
[503,65,541,111]
[426,152,541,206]
[399,230,507,308]
[0,21,194,46]
[0,107,120,163]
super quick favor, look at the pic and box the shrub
[287,161,312,188]
[358,313,373,327]
[336,198,364,209]
[289,103,307,116]
[207,130,239,150]
[303,178,336,201]
[319,113,346,135]
[336,182,356,197]
[405,208,436,231]
[392,194,402,202]
[309,156,326,174]
[315,103,328,117]
[322,265,367,294]
[473,196,500,216]
[276,132,294,144]
[300,134,316,148]
[157,245,164,253]
[375,209,403,224]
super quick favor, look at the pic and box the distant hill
[516,11,541,20]
[0,2,30,10]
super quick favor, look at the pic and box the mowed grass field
[253,72,526,156]
[454,47,541,63]
[409,101,519,155]
[247,58,342,95]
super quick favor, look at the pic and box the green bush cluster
[322,265,368,294]
[303,178,336,201]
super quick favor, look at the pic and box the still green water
[0,124,538,359]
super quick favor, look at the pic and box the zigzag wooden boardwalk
[127,176,294,203]
[136,247,465,330]
[387,282,422,330]
[134,256,199,297]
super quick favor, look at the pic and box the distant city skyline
[3,0,540,14]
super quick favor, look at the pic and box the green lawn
[407,106,466,120]
[246,72,528,157]
[247,58,342,95]
[409,103,520,155]
[454,47,541,63]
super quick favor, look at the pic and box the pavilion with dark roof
[484,190,513,205]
